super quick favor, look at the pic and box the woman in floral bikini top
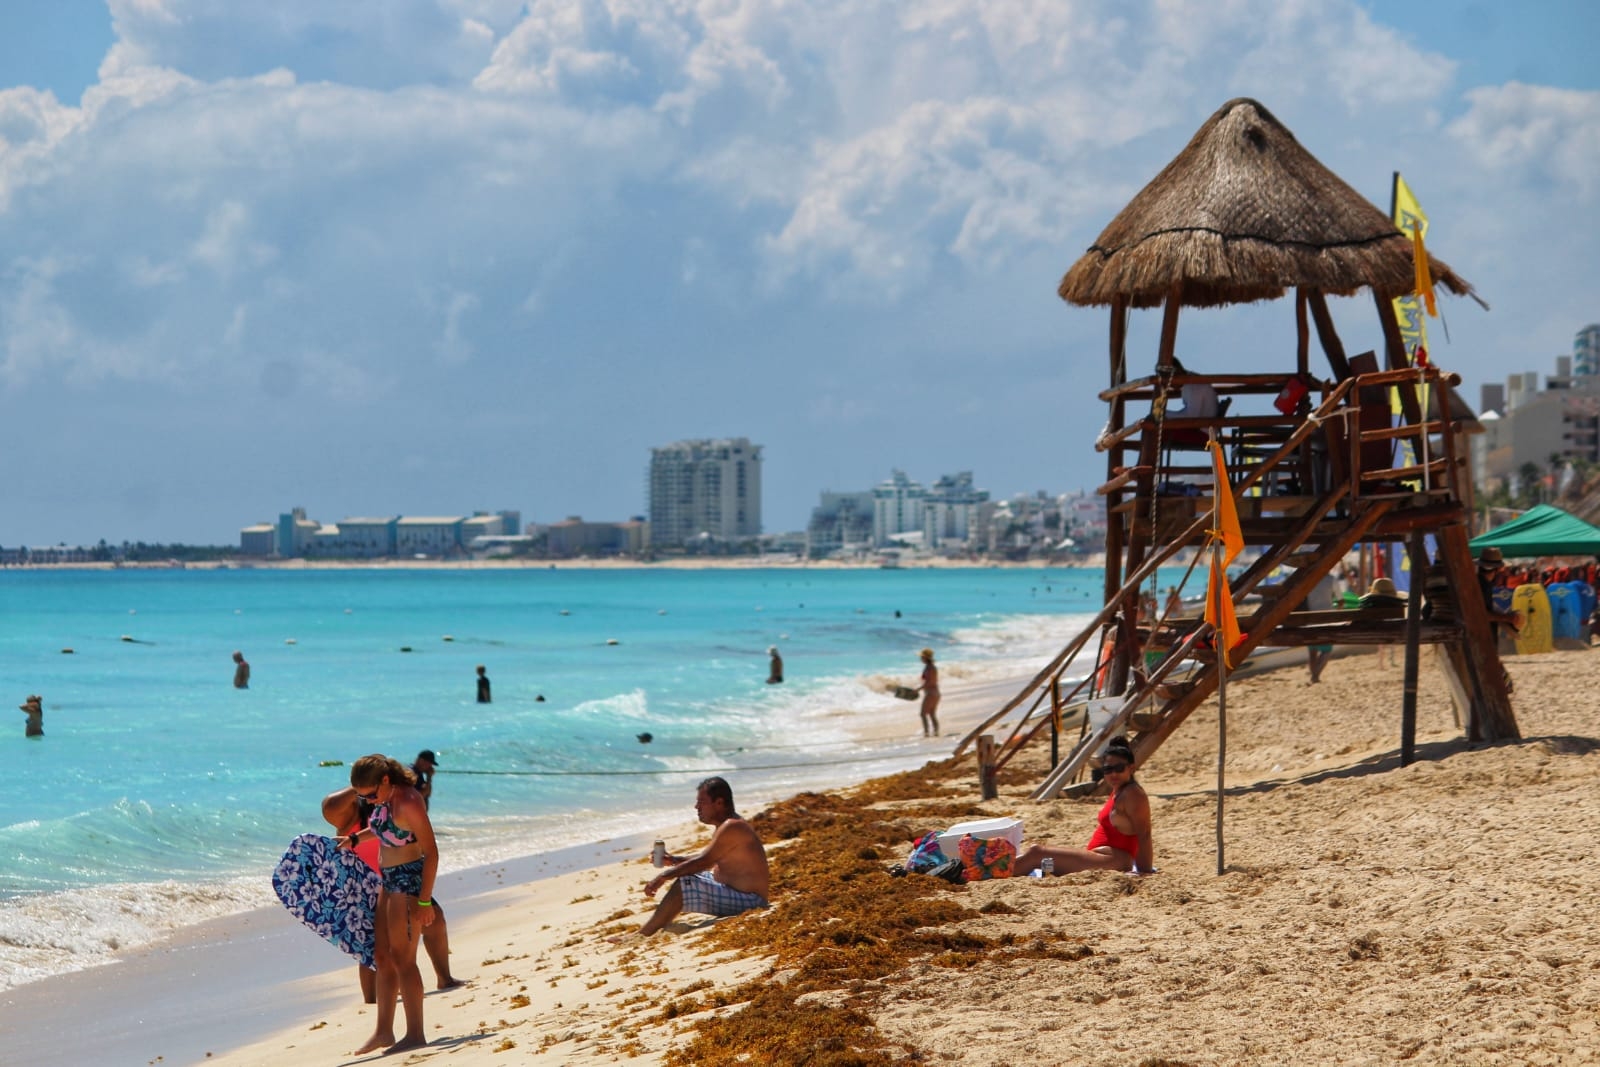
[340,754,439,1056]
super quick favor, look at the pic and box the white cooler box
[936,816,1023,859]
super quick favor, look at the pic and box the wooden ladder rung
[1097,466,1153,495]
[1128,710,1166,732]
[1361,459,1448,481]
[1360,421,1446,442]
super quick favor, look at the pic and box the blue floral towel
[904,831,947,873]
[271,832,381,969]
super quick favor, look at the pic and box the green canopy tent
[1468,504,1600,559]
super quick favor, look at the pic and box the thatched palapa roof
[1059,98,1474,309]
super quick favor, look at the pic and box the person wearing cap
[411,750,438,809]
[1476,547,1522,639]
[19,695,43,738]
[766,646,783,685]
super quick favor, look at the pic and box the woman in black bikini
[342,754,439,1056]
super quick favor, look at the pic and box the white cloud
[434,290,482,364]
[190,201,277,274]
[1448,83,1600,199]
[0,0,1594,542]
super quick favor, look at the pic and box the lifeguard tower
[959,99,1518,799]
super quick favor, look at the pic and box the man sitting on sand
[627,776,769,937]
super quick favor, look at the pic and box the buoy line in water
[433,751,934,778]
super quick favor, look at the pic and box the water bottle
[1040,857,1054,877]
[651,840,667,868]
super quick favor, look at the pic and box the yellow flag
[1209,440,1243,566]
[1392,174,1434,347]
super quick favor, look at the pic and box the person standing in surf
[917,648,940,737]
[341,754,439,1056]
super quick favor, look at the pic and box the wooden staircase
[958,363,1518,799]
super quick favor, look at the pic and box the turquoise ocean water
[0,564,1134,988]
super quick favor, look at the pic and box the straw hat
[1367,577,1400,598]
[1477,546,1504,566]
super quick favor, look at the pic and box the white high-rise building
[648,438,763,547]
[872,470,926,547]
[923,471,989,548]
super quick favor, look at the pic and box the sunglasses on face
[1101,762,1131,774]
[355,788,378,801]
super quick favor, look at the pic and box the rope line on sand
[435,752,938,778]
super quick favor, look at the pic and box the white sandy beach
[8,646,1600,1066]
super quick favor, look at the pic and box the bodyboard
[1511,583,1553,655]
[1548,583,1582,642]
[272,832,380,969]
[1574,580,1597,627]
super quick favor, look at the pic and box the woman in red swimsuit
[1013,736,1154,875]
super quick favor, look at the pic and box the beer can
[651,840,667,867]
[1040,857,1054,876]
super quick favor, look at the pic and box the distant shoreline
[2,555,1105,572]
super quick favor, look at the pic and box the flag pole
[1213,448,1227,877]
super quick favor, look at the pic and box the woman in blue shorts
[342,754,439,1056]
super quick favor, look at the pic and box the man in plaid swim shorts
[631,776,769,937]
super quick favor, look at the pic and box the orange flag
[1209,441,1243,566]
[1411,227,1437,318]
[1204,441,1245,668]
[1205,552,1243,669]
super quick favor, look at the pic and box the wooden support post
[1295,288,1310,379]
[1103,297,1129,623]
[1437,524,1519,740]
[1400,531,1426,765]
[1306,289,1352,381]
[977,735,998,800]
[1049,678,1062,767]
[1155,281,1183,372]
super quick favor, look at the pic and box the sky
[1,0,1597,546]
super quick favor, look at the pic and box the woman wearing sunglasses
[1013,736,1153,875]
[340,753,440,1055]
